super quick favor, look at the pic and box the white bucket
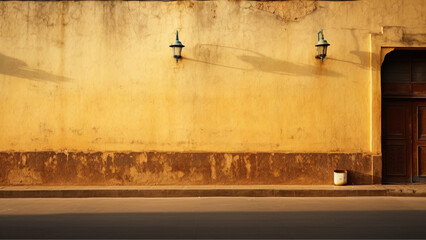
[334,170,347,186]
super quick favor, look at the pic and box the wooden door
[382,99,412,183]
[412,101,426,182]
[382,50,426,183]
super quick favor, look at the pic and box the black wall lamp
[169,31,185,63]
[315,29,330,62]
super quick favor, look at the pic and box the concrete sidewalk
[1,184,426,198]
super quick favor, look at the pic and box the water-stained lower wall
[0,1,423,186]
[0,152,380,185]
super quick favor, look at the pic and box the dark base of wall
[0,152,381,185]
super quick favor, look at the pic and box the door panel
[417,106,426,140]
[383,144,407,176]
[412,101,426,181]
[383,104,408,139]
[418,147,426,177]
[382,100,412,183]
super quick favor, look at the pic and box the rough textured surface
[0,152,376,185]
[0,0,425,154]
[0,1,425,186]
[372,155,382,184]
[243,1,318,22]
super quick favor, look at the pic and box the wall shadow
[0,211,425,238]
[0,53,72,83]
[348,171,373,185]
[328,50,378,70]
[237,54,343,77]
[189,44,344,77]
[184,57,247,71]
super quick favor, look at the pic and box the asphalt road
[1,197,426,239]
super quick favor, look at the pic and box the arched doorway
[382,50,426,183]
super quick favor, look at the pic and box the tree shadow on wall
[188,44,343,78]
[0,53,72,82]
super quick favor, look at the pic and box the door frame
[370,26,426,183]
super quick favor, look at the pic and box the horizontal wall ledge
[0,152,379,185]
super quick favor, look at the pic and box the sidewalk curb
[0,188,393,198]
[387,189,426,197]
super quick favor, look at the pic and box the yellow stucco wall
[0,0,425,153]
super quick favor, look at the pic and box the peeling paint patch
[8,168,42,185]
[223,153,233,175]
[244,1,318,22]
[21,154,26,166]
[136,152,148,165]
[209,155,217,180]
[244,155,251,179]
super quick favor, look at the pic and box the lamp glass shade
[173,46,183,58]
[317,45,327,58]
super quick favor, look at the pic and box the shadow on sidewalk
[1,210,426,239]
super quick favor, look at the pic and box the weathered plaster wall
[0,0,425,185]
[0,152,375,185]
